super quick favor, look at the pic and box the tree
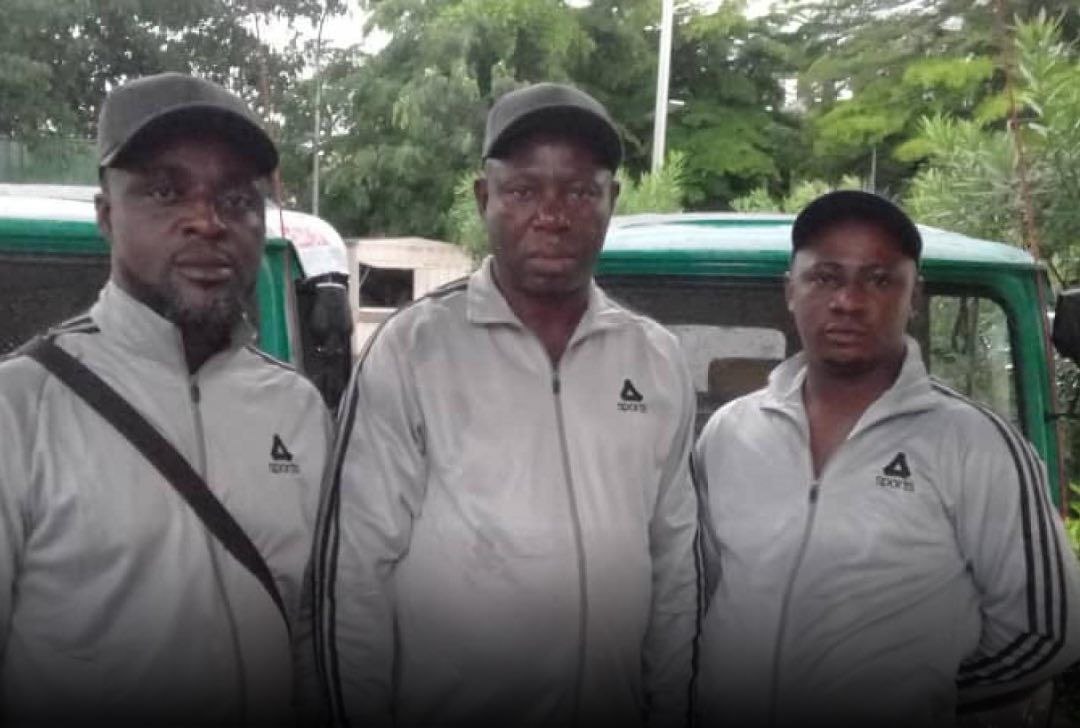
[906,15,1080,283]
[781,0,1077,191]
[298,0,599,238]
[0,0,342,142]
[662,5,800,207]
[730,175,860,213]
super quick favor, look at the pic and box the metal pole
[312,5,328,216]
[869,145,877,193]
[651,0,674,173]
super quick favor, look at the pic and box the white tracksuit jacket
[0,283,331,726]
[310,258,699,728]
[693,339,1080,728]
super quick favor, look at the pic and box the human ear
[94,189,113,244]
[474,176,489,217]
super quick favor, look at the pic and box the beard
[119,262,253,348]
[159,276,252,345]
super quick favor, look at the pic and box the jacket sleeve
[308,325,428,727]
[954,412,1080,703]
[0,359,37,672]
[642,352,700,728]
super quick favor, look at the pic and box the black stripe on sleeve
[312,282,466,726]
[931,384,1066,686]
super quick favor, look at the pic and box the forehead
[488,130,606,174]
[793,220,911,266]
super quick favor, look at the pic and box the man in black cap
[692,190,1080,727]
[311,82,698,727]
[0,73,331,725]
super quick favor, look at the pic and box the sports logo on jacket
[269,434,300,475]
[876,452,914,492]
[618,379,647,413]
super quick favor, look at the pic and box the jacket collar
[89,280,255,374]
[761,335,938,434]
[466,256,627,345]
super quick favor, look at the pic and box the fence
[0,137,97,185]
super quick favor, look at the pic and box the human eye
[504,185,534,201]
[864,269,893,289]
[142,177,181,205]
[566,183,598,202]
[806,268,841,288]
[217,185,261,214]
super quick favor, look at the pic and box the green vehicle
[0,184,353,406]
[597,212,1077,512]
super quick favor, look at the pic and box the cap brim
[485,106,622,171]
[101,105,278,176]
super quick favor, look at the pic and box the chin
[527,273,589,297]
[820,352,876,376]
[167,287,246,333]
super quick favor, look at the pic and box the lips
[527,251,578,270]
[174,254,235,284]
[823,325,868,344]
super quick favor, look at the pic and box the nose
[181,194,227,238]
[829,280,867,313]
[533,190,570,231]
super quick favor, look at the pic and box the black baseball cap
[97,72,278,175]
[482,83,623,171]
[792,190,922,262]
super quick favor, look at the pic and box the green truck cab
[0,185,353,406]
[597,213,1074,511]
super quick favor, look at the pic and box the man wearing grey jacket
[0,74,330,725]
[693,190,1080,728]
[310,83,698,728]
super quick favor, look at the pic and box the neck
[494,274,590,365]
[180,325,231,373]
[803,353,905,416]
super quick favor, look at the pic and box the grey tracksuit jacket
[693,339,1080,728]
[0,283,331,725]
[310,258,699,728]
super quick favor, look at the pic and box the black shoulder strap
[26,336,289,631]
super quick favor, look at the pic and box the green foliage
[905,15,1080,284]
[1067,482,1080,560]
[905,115,1019,243]
[446,171,487,261]
[615,151,688,215]
[309,59,484,238]
[785,0,1075,190]
[0,0,340,142]
[730,185,776,214]
[731,175,860,213]
[662,5,798,207]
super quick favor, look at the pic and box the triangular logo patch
[883,452,910,478]
[271,434,294,462]
[620,379,644,402]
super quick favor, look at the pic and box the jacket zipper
[767,480,820,727]
[190,378,248,723]
[189,381,208,473]
[552,369,589,726]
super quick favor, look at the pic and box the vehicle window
[600,276,1021,435]
[924,290,1018,426]
[0,254,109,356]
[600,276,798,433]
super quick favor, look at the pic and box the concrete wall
[347,237,475,356]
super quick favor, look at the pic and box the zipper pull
[552,371,561,395]
[809,482,820,503]
[190,381,201,404]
